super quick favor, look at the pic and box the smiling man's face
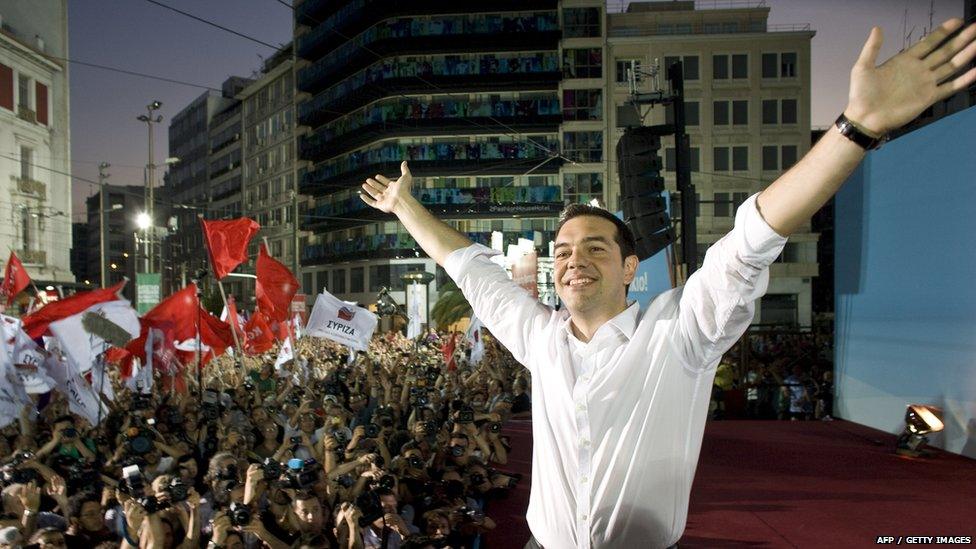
[554,215,637,319]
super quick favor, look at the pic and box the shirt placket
[573,346,595,549]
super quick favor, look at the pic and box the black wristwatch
[835,113,886,150]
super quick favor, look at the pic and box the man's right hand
[361,161,413,214]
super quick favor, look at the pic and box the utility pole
[98,162,110,288]
[138,101,163,274]
[290,44,302,279]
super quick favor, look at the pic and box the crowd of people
[0,331,531,549]
[710,331,834,421]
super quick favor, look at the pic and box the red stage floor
[484,419,976,548]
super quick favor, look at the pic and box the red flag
[201,218,260,280]
[21,281,125,339]
[1,251,31,307]
[442,333,458,372]
[244,311,275,355]
[256,244,299,322]
[200,309,234,358]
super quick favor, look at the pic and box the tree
[430,279,472,329]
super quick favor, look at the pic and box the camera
[407,455,424,469]
[364,423,380,438]
[336,473,355,488]
[62,427,78,439]
[137,495,165,514]
[375,474,396,491]
[469,473,486,486]
[132,394,152,411]
[457,410,475,424]
[421,421,437,435]
[278,459,318,490]
[165,477,189,504]
[121,465,146,497]
[355,490,384,527]
[489,422,502,433]
[1,465,38,485]
[290,435,303,445]
[201,390,221,420]
[457,505,485,522]
[426,370,439,383]
[261,458,282,480]
[228,501,252,527]
[332,427,352,446]
[124,427,155,455]
[450,445,466,458]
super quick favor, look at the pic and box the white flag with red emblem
[305,290,377,351]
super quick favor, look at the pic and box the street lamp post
[98,162,110,288]
[137,100,163,274]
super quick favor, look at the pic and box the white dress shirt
[444,194,786,548]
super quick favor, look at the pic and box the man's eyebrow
[554,236,613,249]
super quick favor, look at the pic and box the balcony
[13,176,46,198]
[303,229,556,266]
[298,52,560,126]
[300,95,561,162]
[299,139,561,196]
[303,185,564,232]
[15,249,46,265]
[17,105,37,123]
[296,0,558,60]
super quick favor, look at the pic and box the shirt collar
[563,301,640,344]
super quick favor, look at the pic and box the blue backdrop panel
[834,106,976,457]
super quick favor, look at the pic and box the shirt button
[580,514,588,521]
[576,403,586,412]
[581,439,590,448]
[580,475,588,483]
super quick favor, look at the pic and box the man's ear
[623,255,639,284]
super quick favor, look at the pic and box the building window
[762,99,778,124]
[563,131,603,163]
[713,192,748,217]
[17,74,30,109]
[760,294,798,326]
[762,145,778,171]
[665,100,699,126]
[664,146,700,172]
[781,99,798,124]
[562,173,603,204]
[782,145,798,169]
[368,264,391,292]
[714,100,748,126]
[20,146,32,180]
[762,52,798,78]
[713,146,729,172]
[732,146,748,171]
[350,267,364,293]
[562,89,602,121]
[713,54,747,79]
[563,48,602,79]
[615,59,641,84]
[20,207,31,250]
[332,268,346,294]
[563,7,601,37]
[662,55,700,81]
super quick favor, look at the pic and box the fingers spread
[933,38,976,82]
[908,18,965,59]
[374,173,392,185]
[938,66,976,98]
[925,22,976,70]
[358,190,377,206]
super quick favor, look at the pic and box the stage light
[896,404,944,457]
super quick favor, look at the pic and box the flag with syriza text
[304,290,377,351]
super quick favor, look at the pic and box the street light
[137,100,163,274]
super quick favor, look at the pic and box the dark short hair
[556,204,637,261]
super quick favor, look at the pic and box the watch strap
[835,113,885,150]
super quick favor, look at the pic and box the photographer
[62,492,115,547]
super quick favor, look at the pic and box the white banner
[274,337,293,371]
[48,300,140,374]
[2,315,54,393]
[0,343,31,429]
[45,351,109,427]
[291,312,304,340]
[305,291,377,352]
[466,315,485,365]
[406,283,423,340]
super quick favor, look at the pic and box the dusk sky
[66,0,965,221]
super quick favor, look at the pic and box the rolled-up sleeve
[675,193,788,371]
[444,244,552,370]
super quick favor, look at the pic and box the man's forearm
[756,116,866,238]
[391,193,472,266]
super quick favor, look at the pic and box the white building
[0,0,73,284]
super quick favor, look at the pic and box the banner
[274,337,293,371]
[305,291,377,351]
[48,300,140,374]
[466,315,485,365]
[406,283,423,340]
[2,315,54,393]
[45,349,109,427]
[136,273,162,315]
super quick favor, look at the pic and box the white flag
[48,300,140,374]
[305,291,377,352]
[466,315,485,365]
[45,351,108,427]
[406,284,423,340]
[2,315,54,393]
[91,357,115,402]
[274,337,293,371]
[291,312,304,340]
[0,344,31,429]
